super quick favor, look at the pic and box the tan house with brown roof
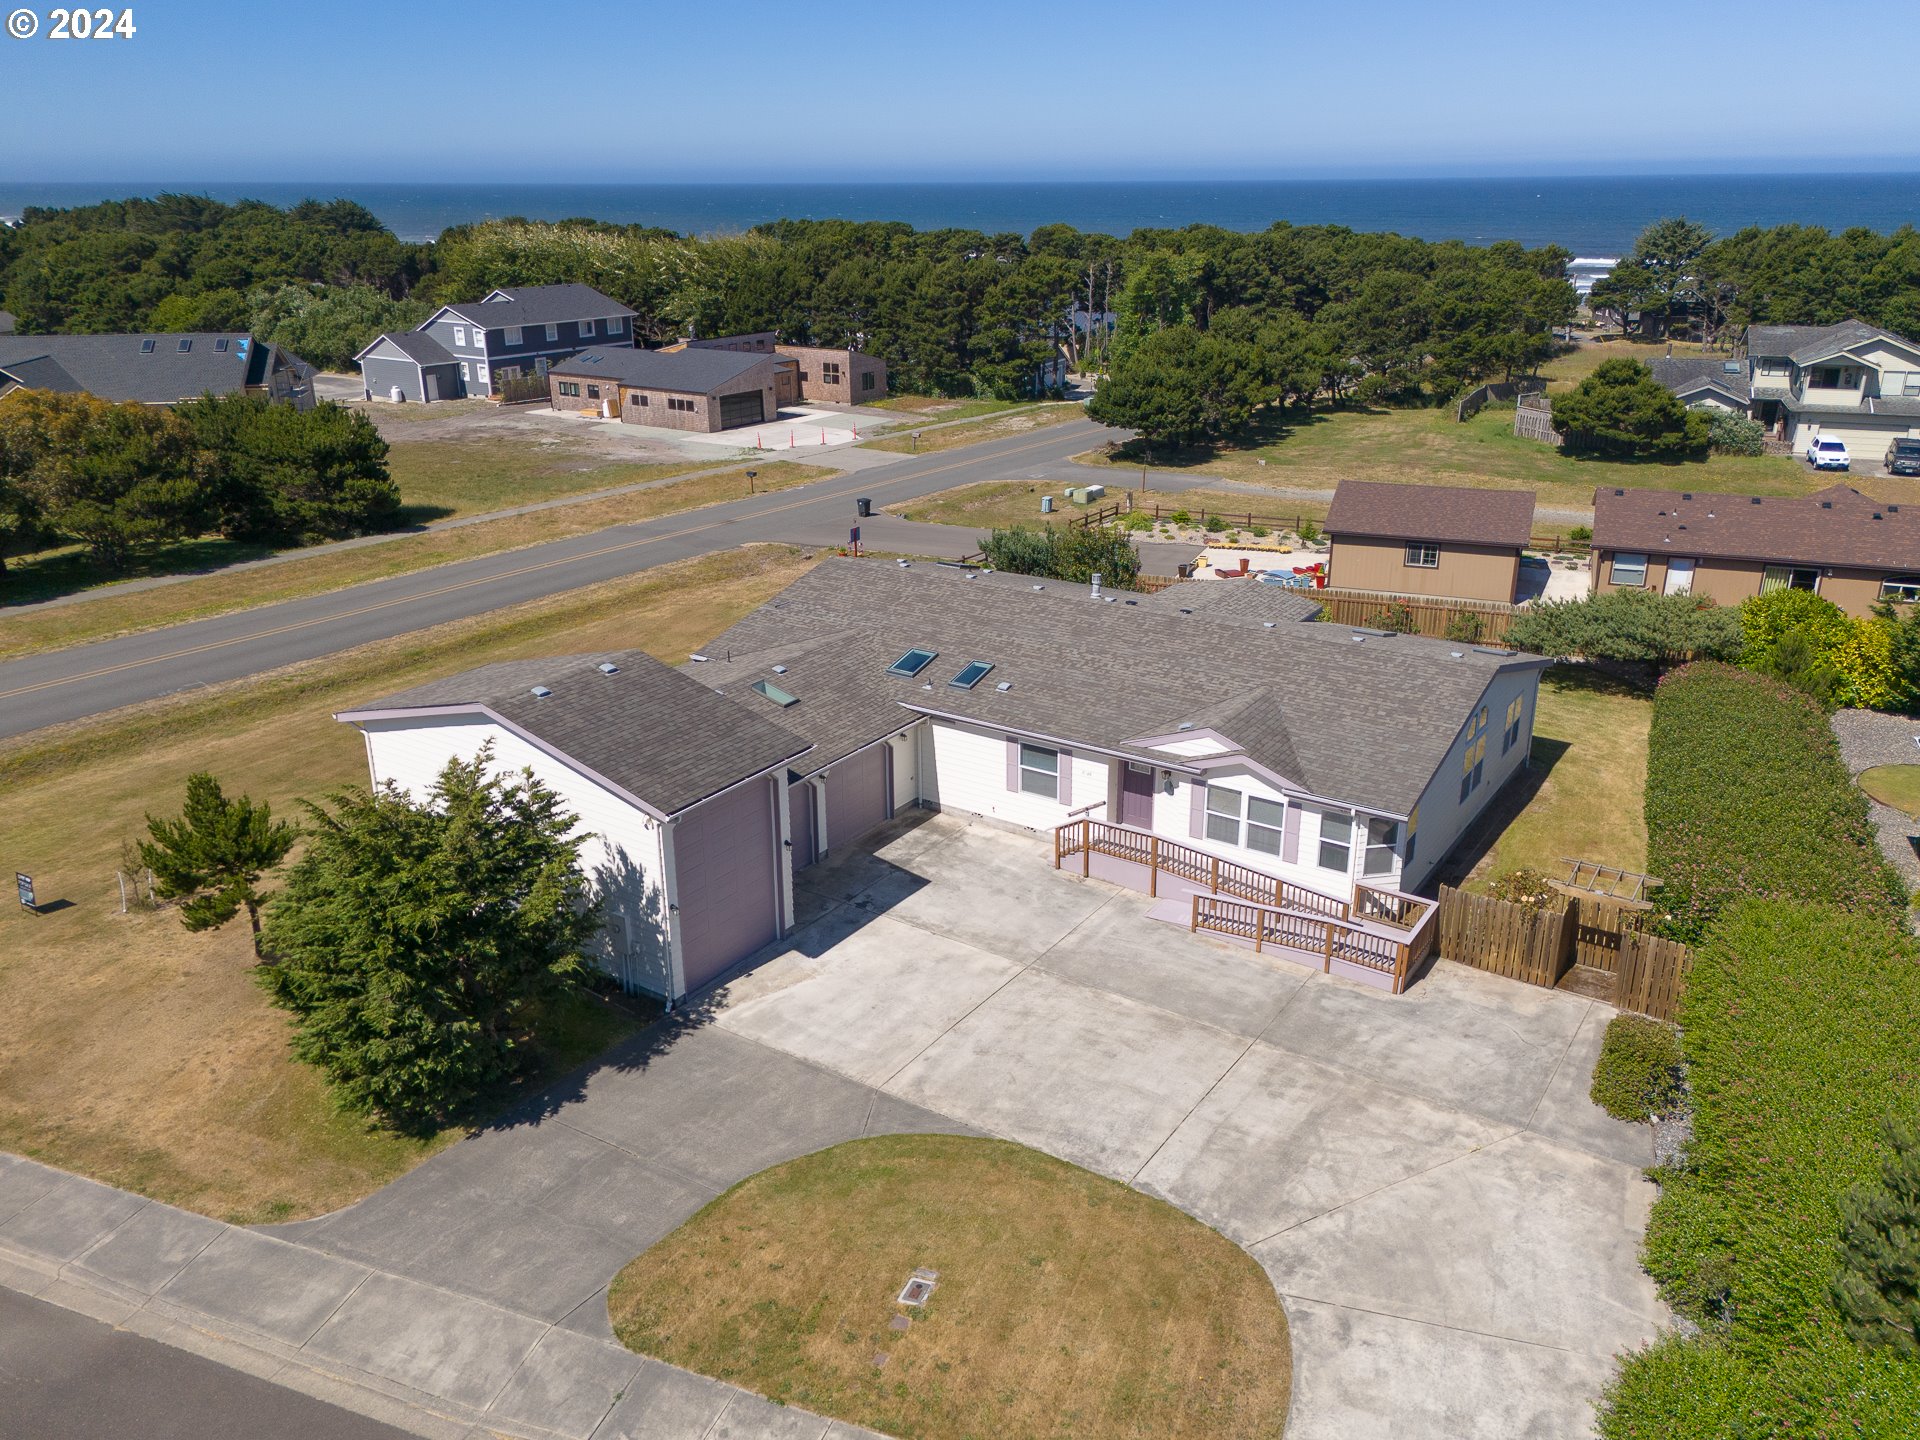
[1325,481,1536,604]
[1588,483,1920,616]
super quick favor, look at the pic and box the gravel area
[1829,709,1920,902]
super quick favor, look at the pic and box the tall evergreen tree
[140,772,298,955]
[1833,1117,1920,1358]
[259,750,599,1131]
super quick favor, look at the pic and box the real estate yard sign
[16,872,35,911]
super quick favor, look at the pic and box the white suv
[1807,435,1851,470]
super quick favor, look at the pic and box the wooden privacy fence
[1436,886,1692,1020]
[1055,819,1350,919]
[1311,589,1518,645]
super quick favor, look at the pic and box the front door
[1663,557,1695,595]
[1120,762,1155,828]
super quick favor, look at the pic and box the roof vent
[1352,627,1395,639]
[1473,646,1518,657]
[689,652,709,662]
[596,662,619,674]
[530,685,553,699]
[1750,496,1762,505]
[1890,505,1901,513]
[897,558,911,567]
[1873,512,1883,521]
[1176,722,1195,731]
[1263,621,1277,629]
[1449,649,1465,659]
[772,664,788,674]
[995,680,1012,692]
[1681,492,1692,501]
[1031,583,1046,591]
[1178,607,1193,615]
[1124,599,1138,606]
[1614,489,1625,497]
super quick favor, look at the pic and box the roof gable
[1591,483,1919,572]
[1326,479,1535,549]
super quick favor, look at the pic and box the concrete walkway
[2,814,1665,1439]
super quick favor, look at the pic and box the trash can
[856,497,873,518]
[1040,495,1054,514]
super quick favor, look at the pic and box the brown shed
[1325,481,1535,604]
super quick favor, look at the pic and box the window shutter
[1005,735,1020,792]
[1282,803,1301,864]
[1057,749,1073,807]
[1189,779,1205,839]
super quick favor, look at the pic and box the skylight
[949,661,994,690]
[887,648,938,678]
[176,338,191,353]
[752,678,799,707]
[139,339,155,353]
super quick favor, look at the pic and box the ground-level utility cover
[897,1267,939,1306]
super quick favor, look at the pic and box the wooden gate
[1437,886,1573,988]
[1438,886,1691,1020]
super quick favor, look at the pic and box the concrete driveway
[18,810,1660,1439]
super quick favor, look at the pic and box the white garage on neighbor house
[335,652,811,1000]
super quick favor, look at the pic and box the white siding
[888,726,921,811]
[357,714,676,997]
[1400,668,1541,893]
[920,719,1111,830]
[1148,764,1381,900]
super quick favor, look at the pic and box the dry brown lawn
[2,462,830,662]
[889,479,1328,536]
[859,403,1082,454]
[0,546,816,1223]
[609,1135,1290,1440]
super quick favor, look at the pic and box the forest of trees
[5,193,1920,420]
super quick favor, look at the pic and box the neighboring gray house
[356,282,637,402]
[342,559,1547,1002]
[1648,355,1751,411]
[547,346,780,431]
[0,332,314,408]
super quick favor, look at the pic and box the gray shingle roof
[696,559,1545,817]
[1650,356,1751,405]
[338,650,811,816]
[1132,580,1324,626]
[1781,393,1920,419]
[440,283,636,329]
[548,346,770,394]
[359,330,457,366]
[1747,319,1916,365]
[0,332,302,405]
[1326,480,1535,549]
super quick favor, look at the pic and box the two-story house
[1650,320,1920,460]
[355,283,636,403]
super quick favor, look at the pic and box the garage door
[673,777,780,992]
[718,390,765,428]
[823,745,890,855]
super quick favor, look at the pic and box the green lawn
[1076,402,1832,516]
[889,478,1327,538]
[1857,764,1920,817]
[0,547,813,1223]
[609,1135,1291,1440]
[866,394,1034,421]
[1465,668,1652,891]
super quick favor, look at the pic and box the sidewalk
[0,1155,877,1440]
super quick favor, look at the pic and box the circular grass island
[1858,764,1920,817]
[608,1134,1291,1440]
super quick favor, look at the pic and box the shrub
[1169,509,1192,526]
[1366,600,1418,633]
[1644,664,1906,942]
[1601,901,1920,1438]
[1119,510,1154,532]
[1297,518,1322,545]
[1444,610,1485,643]
[1202,513,1226,532]
[978,524,1140,588]
[1552,358,1711,458]
[1249,525,1270,538]
[1487,867,1559,906]
[1570,523,1594,544]
[1589,1014,1684,1121]
[1740,588,1919,713]
[1832,1117,1920,1358]
[1506,590,1742,666]
[1705,407,1767,456]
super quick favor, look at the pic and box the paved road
[0,419,1108,740]
[0,1287,414,1440]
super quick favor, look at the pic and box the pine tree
[1832,1117,1920,1358]
[258,749,599,1132]
[139,773,297,957]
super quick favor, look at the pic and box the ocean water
[1,175,1916,254]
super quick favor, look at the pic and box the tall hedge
[1599,900,1920,1438]
[1644,663,1906,942]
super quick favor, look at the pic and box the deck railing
[1054,819,1349,920]
[1191,891,1439,994]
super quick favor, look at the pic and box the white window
[453,326,467,346]
[1609,552,1648,587]
[1318,811,1353,873]
[1362,818,1399,877]
[606,316,624,335]
[1404,541,1440,568]
[1205,785,1241,844]
[545,323,558,343]
[1501,695,1525,754]
[1018,743,1059,798]
[460,361,470,380]
[580,319,595,338]
[1459,735,1487,802]
[505,326,522,346]
[1880,575,1920,603]
[475,365,489,386]
[1246,796,1285,857]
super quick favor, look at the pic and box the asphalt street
[0,1287,415,1440]
[0,418,1110,739]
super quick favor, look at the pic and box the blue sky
[1,0,1914,181]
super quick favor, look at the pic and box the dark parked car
[1887,438,1920,477]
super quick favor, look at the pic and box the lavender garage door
[673,776,780,993]
[823,745,890,856]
